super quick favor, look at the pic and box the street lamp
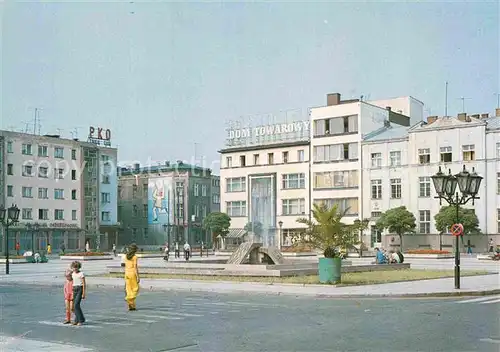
[278,221,283,249]
[0,204,21,275]
[431,165,483,289]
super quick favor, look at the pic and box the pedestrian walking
[47,243,52,255]
[183,242,191,261]
[124,243,140,311]
[112,243,117,257]
[489,238,494,253]
[71,261,86,326]
[175,242,180,258]
[63,269,74,324]
[15,242,20,256]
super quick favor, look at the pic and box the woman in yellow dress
[124,243,140,311]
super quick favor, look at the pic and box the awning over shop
[225,229,246,238]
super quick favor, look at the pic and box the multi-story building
[0,130,118,252]
[361,109,500,251]
[210,175,221,213]
[219,92,423,249]
[117,161,218,248]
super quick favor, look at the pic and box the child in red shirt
[63,269,74,324]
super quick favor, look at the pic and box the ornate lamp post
[431,165,482,289]
[0,204,21,275]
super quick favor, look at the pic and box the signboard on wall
[88,126,112,147]
[148,177,173,225]
[224,108,310,147]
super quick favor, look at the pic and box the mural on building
[148,177,173,225]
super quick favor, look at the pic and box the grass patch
[99,269,488,286]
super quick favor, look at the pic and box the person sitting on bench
[375,248,387,264]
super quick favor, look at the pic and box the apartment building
[361,109,500,250]
[0,130,118,252]
[117,162,219,248]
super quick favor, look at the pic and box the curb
[2,280,499,299]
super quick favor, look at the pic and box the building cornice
[218,140,310,154]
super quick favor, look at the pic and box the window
[38,209,49,220]
[23,165,33,177]
[194,184,199,196]
[38,145,48,157]
[133,205,138,217]
[419,210,431,234]
[253,154,259,165]
[313,143,357,162]
[72,170,77,180]
[226,156,232,168]
[370,226,382,246]
[55,209,64,220]
[201,184,207,196]
[282,198,306,215]
[101,192,111,203]
[389,151,401,167]
[38,187,48,199]
[72,210,77,220]
[22,187,33,198]
[72,189,77,200]
[371,153,382,168]
[39,166,48,178]
[54,188,64,199]
[298,150,305,162]
[282,151,289,163]
[419,177,431,197]
[240,155,246,167]
[268,153,274,164]
[371,179,382,199]
[143,204,148,218]
[22,143,32,155]
[102,175,110,184]
[132,228,137,236]
[143,228,148,238]
[440,146,452,162]
[7,141,13,153]
[314,170,358,189]
[22,208,33,220]
[7,164,13,175]
[54,147,64,158]
[371,211,382,218]
[7,185,13,197]
[56,168,64,179]
[226,177,246,192]
[142,184,148,195]
[226,201,246,217]
[102,155,110,162]
[194,204,200,218]
[313,115,358,136]
[462,144,475,161]
[418,148,430,164]
[101,211,111,222]
[314,198,359,216]
[72,149,77,160]
[212,194,220,204]
[282,173,305,189]
[390,179,401,199]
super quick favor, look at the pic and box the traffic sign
[450,223,464,236]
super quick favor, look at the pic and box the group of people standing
[62,243,141,326]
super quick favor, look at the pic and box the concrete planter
[318,257,342,284]
[404,254,454,259]
[60,255,113,261]
[0,258,28,264]
[282,252,317,257]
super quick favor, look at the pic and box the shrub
[61,252,107,256]
[406,249,451,255]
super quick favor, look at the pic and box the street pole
[4,226,10,275]
[455,193,460,289]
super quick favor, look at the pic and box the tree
[434,206,481,236]
[244,221,263,237]
[202,212,231,243]
[376,206,416,251]
[295,203,359,258]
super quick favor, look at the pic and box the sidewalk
[1,272,498,298]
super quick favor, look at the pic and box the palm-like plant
[295,203,359,258]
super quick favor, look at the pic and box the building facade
[117,162,218,248]
[0,130,119,252]
[362,109,500,251]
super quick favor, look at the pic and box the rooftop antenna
[444,81,449,117]
[194,142,199,165]
[457,96,471,113]
[56,128,62,136]
[70,127,79,139]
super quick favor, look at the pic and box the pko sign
[227,120,310,140]
[88,126,111,147]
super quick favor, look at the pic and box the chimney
[457,113,467,121]
[386,106,391,111]
[481,113,489,119]
[327,93,341,106]
[427,116,438,124]
[496,108,500,117]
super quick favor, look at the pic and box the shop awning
[225,229,246,238]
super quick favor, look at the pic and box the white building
[0,130,118,252]
[361,109,500,251]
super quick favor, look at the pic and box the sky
[1,0,499,172]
